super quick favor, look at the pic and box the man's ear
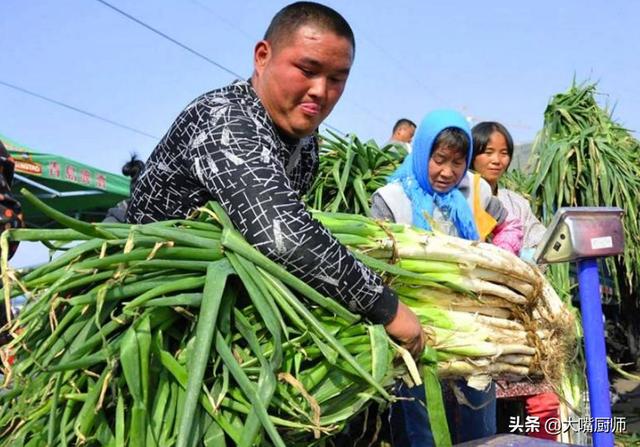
[254,40,271,75]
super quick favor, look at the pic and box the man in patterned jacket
[127,2,424,356]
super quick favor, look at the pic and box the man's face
[395,125,416,143]
[253,25,353,139]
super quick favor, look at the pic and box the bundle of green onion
[0,195,425,446]
[6,187,464,446]
[312,211,575,383]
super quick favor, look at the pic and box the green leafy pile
[305,132,406,215]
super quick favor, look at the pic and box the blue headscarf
[388,109,479,240]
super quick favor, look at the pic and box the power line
[187,0,255,43]
[358,33,448,107]
[322,122,345,134]
[95,0,348,135]
[357,30,531,132]
[0,80,159,140]
[95,0,243,79]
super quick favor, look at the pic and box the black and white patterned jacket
[127,80,397,324]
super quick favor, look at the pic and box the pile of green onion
[305,132,406,216]
[0,191,574,446]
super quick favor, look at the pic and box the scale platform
[456,434,575,446]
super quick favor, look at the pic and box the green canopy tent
[1,133,130,228]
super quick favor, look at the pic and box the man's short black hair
[392,118,416,133]
[264,2,355,53]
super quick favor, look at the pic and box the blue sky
[2,0,639,266]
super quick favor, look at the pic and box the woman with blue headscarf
[371,110,523,445]
[372,109,522,249]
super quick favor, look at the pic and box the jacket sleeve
[185,103,398,324]
[520,204,546,249]
[491,217,524,255]
[370,192,396,221]
[498,189,546,250]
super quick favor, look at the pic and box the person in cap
[103,154,145,223]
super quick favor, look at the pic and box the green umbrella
[1,132,130,227]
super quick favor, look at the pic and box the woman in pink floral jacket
[471,121,560,441]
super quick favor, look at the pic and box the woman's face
[428,145,467,193]
[472,131,511,188]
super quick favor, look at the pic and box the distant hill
[511,142,534,172]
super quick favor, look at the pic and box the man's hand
[384,302,425,359]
